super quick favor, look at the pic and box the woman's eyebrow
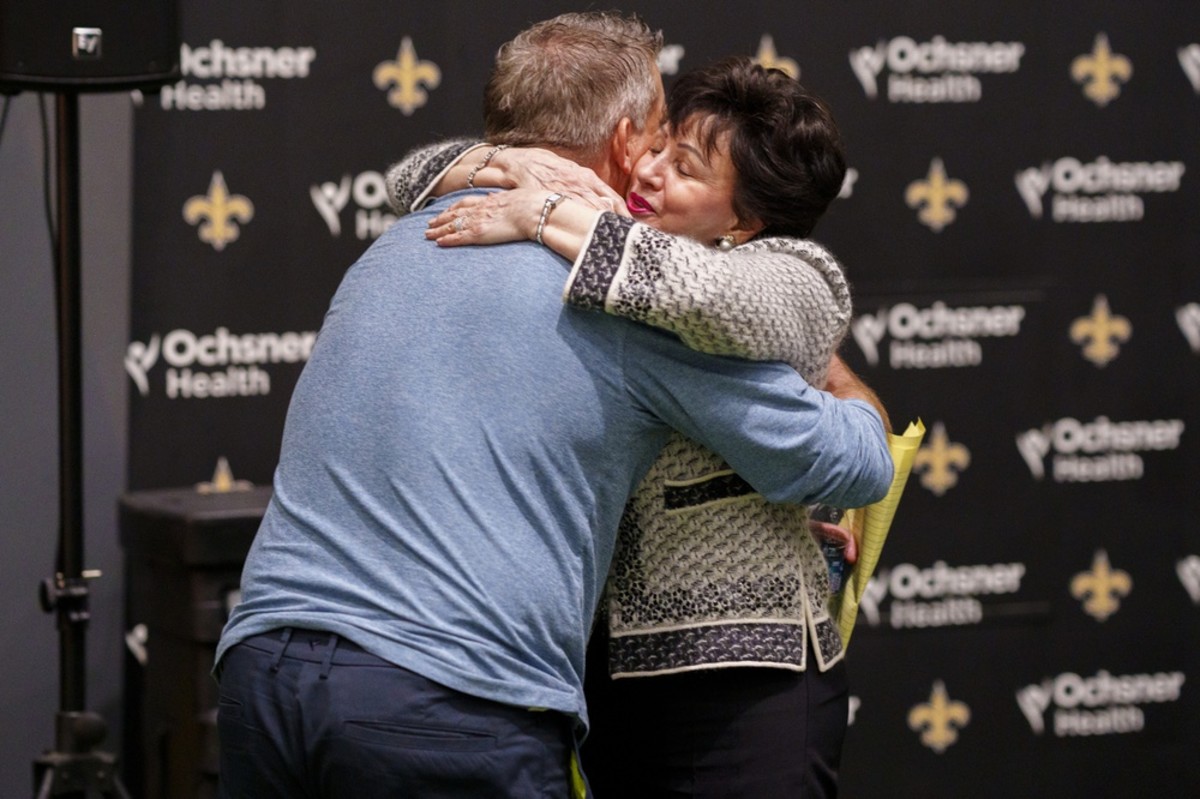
[675,139,710,167]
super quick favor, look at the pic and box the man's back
[217,193,678,719]
[217,194,893,726]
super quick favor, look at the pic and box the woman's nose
[635,151,665,187]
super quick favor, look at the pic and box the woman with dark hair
[387,56,889,798]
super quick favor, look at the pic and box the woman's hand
[479,148,625,212]
[426,189,550,247]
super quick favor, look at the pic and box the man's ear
[610,117,637,175]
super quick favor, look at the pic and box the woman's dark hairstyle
[667,56,847,239]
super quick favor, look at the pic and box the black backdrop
[128,3,1200,795]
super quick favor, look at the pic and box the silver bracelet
[465,144,509,189]
[535,193,566,246]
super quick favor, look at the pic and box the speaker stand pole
[32,89,131,799]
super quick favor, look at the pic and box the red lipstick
[627,192,654,215]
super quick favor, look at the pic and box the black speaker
[0,0,179,91]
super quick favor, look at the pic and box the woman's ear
[728,216,765,245]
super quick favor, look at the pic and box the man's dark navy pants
[216,628,578,798]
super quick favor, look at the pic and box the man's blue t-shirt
[216,191,892,729]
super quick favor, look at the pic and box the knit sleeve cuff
[562,212,636,311]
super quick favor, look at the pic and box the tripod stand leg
[108,773,134,799]
[35,766,53,799]
[28,88,132,799]
[33,743,133,799]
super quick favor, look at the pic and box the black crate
[119,487,270,799]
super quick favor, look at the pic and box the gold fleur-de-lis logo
[905,158,968,232]
[1071,549,1132,621]
[913,422,970,496]
[1070,294,1131,367]
[195,457,254,494]
[183,171,254,252]
[908,681,970,753]
[754,35,799,79]
[1071,33,1132,108]
[374,37,441,115]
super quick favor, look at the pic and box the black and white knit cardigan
[387,142,854,675]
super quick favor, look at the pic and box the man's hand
[825,354,892,435]
[809,520,857,564]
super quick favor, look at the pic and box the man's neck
[590,159,630,197]
[543,145,628,196]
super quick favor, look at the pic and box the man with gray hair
[214,11,892,798]
[389,11,656,211]
[485,12,662,159]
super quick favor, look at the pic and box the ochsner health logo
[1014,156,1185,223]
[1015,416,1185,483]
[849,35,1024,102]
[1178,555,1200,603]
[158,40,318,111]
[1177,302,1200,353]
[850,301,1025,369]
[311,171,397,240]
[859,560,1026,629]
[1179,44,1200,92]
[125,326,317,399]
[1016,669,1185,737]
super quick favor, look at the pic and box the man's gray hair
[484,11,663,160]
